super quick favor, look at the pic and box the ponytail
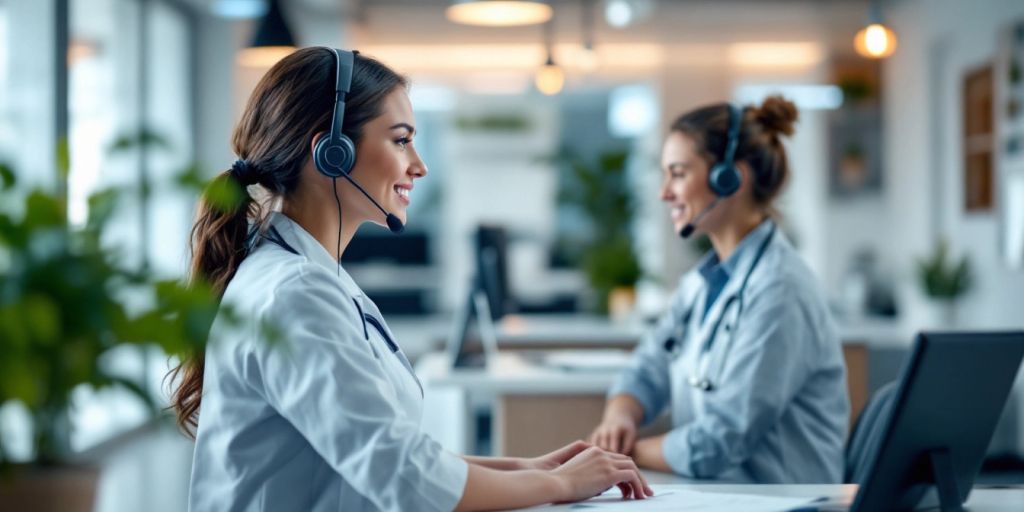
[169,169,259,437]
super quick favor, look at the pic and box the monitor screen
[474,225,511,321]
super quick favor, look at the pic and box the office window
[0,0,56,192]
[66,0,195,451]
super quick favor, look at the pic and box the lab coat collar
[723,218,775,276]
[264,211,364,299]
[692,218,776,332]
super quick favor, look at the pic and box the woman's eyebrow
[389,122,415,135]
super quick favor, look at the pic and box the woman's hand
[521,440,592,471]
[550,446,654,502]
[590,412,638,455]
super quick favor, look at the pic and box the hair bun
[755,95,798,137]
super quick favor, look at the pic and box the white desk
[531,472,1024,511]
[416,344,868,457]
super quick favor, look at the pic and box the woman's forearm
[605,394,645,424]
[455,464,564,511]
[632,435,673,473]
[460,455,524,471]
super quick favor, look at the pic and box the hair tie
[230,159,258,186]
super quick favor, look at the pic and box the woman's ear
[310,131,326,155]
[735,161,756,195]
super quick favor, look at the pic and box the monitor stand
[927,448,964,512]
[451,288,499,369]
[908,448,964,512]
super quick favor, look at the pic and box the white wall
[883,0,1024,452]
[883,0,1024,332]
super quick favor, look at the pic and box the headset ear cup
[313,135,339,178]
[335,134,356,175]
[709,162,741,197]
[313,134,357,178]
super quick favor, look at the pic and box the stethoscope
[664,222,777,392]
[259,225,423,395]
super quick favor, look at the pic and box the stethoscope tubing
[669,223,777,391]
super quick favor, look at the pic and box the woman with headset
[170,47,651,511]
[589,97,849,483]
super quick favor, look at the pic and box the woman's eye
[395,137,410,149]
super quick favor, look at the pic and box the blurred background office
[1,0,1023,510]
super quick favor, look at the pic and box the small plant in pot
[556,149,643,315]
[916,238,972,328]
[0,146,240,511]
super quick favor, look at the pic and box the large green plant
[556,150,642,312]
[0,143,239,468]
[916,238,972,299]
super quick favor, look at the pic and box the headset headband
[328,49,354,147]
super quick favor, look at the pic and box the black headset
[708,103,743,198]
[313,48,404,234]
[678,103,743,238]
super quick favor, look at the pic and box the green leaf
[107,128,172,154]
[25,191,66,228]
[56,139,70,180]
[23,294,60,346]
[0,161,15,191]
[202,174,247,213]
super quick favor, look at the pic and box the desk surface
[417,351,623,394]
[531,473,1024,511]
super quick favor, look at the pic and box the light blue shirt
[189,212,468,511]
[609,220,849,483]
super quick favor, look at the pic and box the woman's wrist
[542,470,570,502]
[605,395,643,424]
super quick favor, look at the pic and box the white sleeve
[251,266,467,511]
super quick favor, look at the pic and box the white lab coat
[188,212,467,511]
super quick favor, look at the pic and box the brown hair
[168,47,407,437]
[669,95,799,206]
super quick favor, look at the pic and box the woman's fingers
[613,458,652,499]
[613,469,647,500]
[608,429,621,453]
[554,440,591,462]
[622,428,636,454]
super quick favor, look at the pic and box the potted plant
[555,149,642,316]
[0,146,238,511]
[916,238,972,328]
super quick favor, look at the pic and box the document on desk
[539,485,815,511]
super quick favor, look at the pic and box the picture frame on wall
[829,59,884,198]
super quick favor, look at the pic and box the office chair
[845,380,900,484]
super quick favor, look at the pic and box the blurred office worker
[590,97,850,483]
[169,47,651,511]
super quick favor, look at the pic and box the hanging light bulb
[535,18,563,95]
[853,1,897,59]
[854,23,897,59]
[237,0,297,68]
[535,55,564,95]
[446,1,552,27]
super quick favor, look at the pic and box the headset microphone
[679,197,720,238]
[313,48,404,235]
[334,170,405,234]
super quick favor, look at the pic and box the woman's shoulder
[749,236,827,308]
[226,244,357,311]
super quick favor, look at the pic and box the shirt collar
[697,218,776,285]
[265,211,364,299]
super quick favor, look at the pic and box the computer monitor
[447,225,512,368]
[474,225,510,321]
[851,331,1024,512]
